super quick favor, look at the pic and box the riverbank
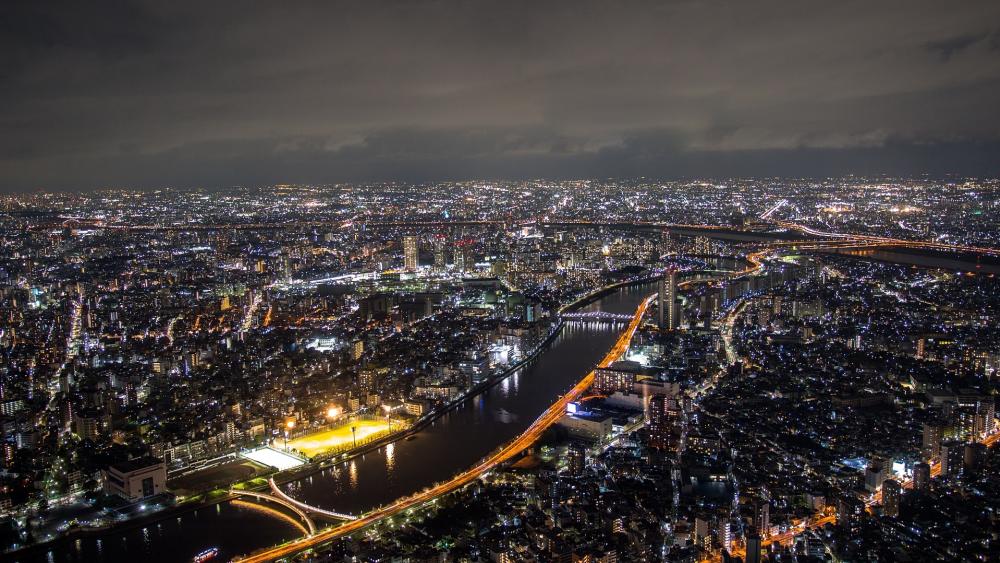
[236,290,658,562]
[270,317,566,489]
[262,275,661,489]
[6,279,659,561]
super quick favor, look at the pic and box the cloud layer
[2,0,999,190]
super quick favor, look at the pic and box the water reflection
[385,442,395,474]
[21,283,654,563]
[281,283,653,516]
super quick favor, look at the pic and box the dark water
[15,283,653,563]
[822,247,1000,274]
[9,502,304,563]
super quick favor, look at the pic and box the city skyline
[2,3,1000,562]
[0,180,998,562]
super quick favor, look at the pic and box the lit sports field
[286,419,395,457]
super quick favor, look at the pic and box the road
[235,294,655,562]
[202,226,992,561]
[777,220,1000,256]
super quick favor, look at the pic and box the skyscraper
[658,268,679,330]
[433,235,447,269]
[403,236,419,270]
[912,462,931,491]
[753,499,770,537]
[454,240,473,272]
[657,277,665,329]
[921,421,943,461]
[648,393,684,451]
[882,478,901,518]
[667,268,679,330]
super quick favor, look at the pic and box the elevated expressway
[236,294,656,562]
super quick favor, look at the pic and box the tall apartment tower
[667,269,679,329]
[403,236,418,270]
[754,499,770,537]
[882,479,902,517]
[921,421,944,461]
[657,277,665,329]
[657,269,680,330]
[433,236,448,269]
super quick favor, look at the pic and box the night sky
[2,1,999,191]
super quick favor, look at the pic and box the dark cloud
[924,32,990,62]
[1,1,999,191]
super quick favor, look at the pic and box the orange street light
[283,419,296,451]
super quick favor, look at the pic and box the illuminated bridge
[560,311,633,322]
[229,490,318,536]
[234,295,655,562]
[266,477,358,522]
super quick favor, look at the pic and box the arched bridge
[268,477,359,522]
[230,489,318,536]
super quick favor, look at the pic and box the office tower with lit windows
[566,443,585,476]
[754,499,770,536]
[921,421,944,461]
[648,393,685,451]
[433,236,448,268]
[657,277,665,328]
[454,240,473,272]
[658,268,679,330]
[667,268,679,329]
[912,462,931,490]
[940,441,965,476]
[837,496,866,534]
[403,235,419,270]
[882,479,901,517]
[593,362,638,395]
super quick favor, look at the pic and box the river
[14,283,654,563]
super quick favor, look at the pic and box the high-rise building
[566,443,585,476]
[964,442,987,476]
[648,393,684,451]
[667,269,679,330]
[921,421,944,461]
[753,499,770,537]
[864,459,886,492]
[358,367,382,393]
[912,462,931,491]
[433,236,448,269]
[658,269,679,330]
[837,496,865,533]
[657,277,665,329]
[403,236,419,270]
[745,529,762,563]
[882,479,901,517]
[940,441,965,476]
[714,515,732,552]
[454,240,474,272]
[593,363,638,395]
